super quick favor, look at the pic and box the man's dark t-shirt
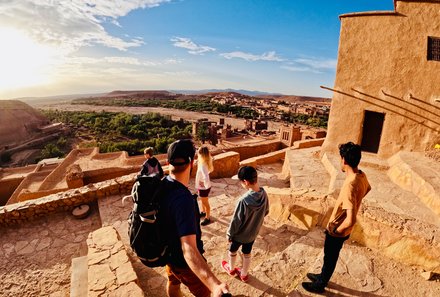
[160,175,204,268]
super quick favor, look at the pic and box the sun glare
[0,28,58,92]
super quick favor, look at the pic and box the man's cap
[167,139,196,166]
[237,166,257,181]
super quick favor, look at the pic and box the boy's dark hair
[237,166,258,184]
[339,142,362,168]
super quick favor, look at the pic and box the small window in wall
[428,36,440,61]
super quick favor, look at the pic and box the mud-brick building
[322,0,440,158]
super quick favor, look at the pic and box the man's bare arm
[335,208,355,234]
[181,234,229,297]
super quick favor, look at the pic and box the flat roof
[340,0,440,19]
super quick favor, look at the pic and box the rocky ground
[1,162,439,296]
[0,203,101,297]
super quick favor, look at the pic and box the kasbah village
[1,1,440,297]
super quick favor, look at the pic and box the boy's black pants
[319,231,350,285]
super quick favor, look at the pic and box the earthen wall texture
[0,178,23,206]
[38,149,82,191]
[210,152,240,179]
[8,171,52,204]
[225,140,282,160]
[294,138,325,149]
[322,1,440,158]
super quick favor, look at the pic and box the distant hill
[105,90,176,97]
[92,89,331,103]
[14,93,106,106]
[10,89,331,105]
[0,100,49,147]
[262,95,331,105]
[172,89,283,97]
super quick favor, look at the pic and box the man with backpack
[160,139,229,297]
[140,147,164,177]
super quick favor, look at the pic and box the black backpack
[126,173,168,267]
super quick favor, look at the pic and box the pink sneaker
[221,260,237,276]
[236,268,249,282]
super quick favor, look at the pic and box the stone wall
[0,178,23,206]
[5,167,57,205]
[266,187,327,231]
[239,147,290,168]
[8,171,55,204]
[38,149,85,191]
[223,140,282,161]
[210,151,240,179]
[83,167,139,184]
[0,166,38,205]
[387,151,440,216]
[0,150,242,225]
[86,226,143,297]
[0,174,136,226]
[294,138,325,149]
[18,188,68,203]
[352,206,440,273]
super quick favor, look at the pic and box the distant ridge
[171,88,283,97]
[9,89,331,105]
[106,90,176,97]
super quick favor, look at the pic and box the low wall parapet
[0,173,137,226]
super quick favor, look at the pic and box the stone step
[387,151,440,217]
[70,256,88,297]
[285,147,330,196]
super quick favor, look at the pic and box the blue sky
[0,0,394,99]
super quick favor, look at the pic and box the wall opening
[428,36,440,61]
[361,111,385,153]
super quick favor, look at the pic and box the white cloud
[281,65,320,73]
[293,58,337,70]
[281,57,337,73]
[163,71,197,77]
[0,0,170,53]
[171,37,216,55]
[220,51,284,62]
[66,56,181,67]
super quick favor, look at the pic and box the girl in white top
[196,146,213,226]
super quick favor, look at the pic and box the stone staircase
[70,226,144,297]
[70,256,88,297]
